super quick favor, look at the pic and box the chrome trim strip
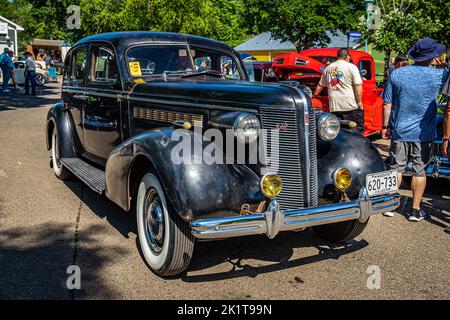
[293,87,314,207]
[62,86,259,113]
[190,187,401,240]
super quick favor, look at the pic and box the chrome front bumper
[190,187,401,240]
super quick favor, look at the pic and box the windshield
[127,45,194,77]
[126,44,242,80]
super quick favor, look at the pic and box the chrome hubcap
[144,189,165,254]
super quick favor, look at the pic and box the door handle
[85,115,117,130]
[74,94,89,101]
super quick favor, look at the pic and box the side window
[14,62,25,69]
[191,47,241,80]
[358,60,373,80]
[90,46,119,82]
[63,53,71,82]
[71,48,87,81]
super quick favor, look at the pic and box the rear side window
[71,47,87,81]
[90,46,119,82]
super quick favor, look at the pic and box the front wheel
[312,219,368,243]
[136,172,194,276]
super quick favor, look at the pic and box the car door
[83,44,122,164]
[357,58,380,133]
[63,45,89,153]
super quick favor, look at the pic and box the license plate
[366,170,398,197]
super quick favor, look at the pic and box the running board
[59,158,106,194]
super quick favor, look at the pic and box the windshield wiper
[181,70,225,78]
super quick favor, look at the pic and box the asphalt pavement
[0,83,448,299]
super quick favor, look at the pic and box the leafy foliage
[363,0,446,81]
[241,0,365,51]
[0,0,447,58]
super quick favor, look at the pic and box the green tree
[364,0,442,81]
[418,0,450,48]
[241,0,364,51]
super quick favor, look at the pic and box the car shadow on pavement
[390,178,449,229]
[0,84,61,112]
[422,179,450,230]
[63,180,137,239]
[181,231,369,283]
[0,222,126,299]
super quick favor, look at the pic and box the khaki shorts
[389,140,433,177]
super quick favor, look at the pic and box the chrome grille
[260,106,304,210]
[308,105,318,207]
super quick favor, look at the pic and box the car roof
[75,31,234,53]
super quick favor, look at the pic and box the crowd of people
[0,47,40,95]
[314,37,449,229]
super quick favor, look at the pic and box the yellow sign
[129,61,142,77]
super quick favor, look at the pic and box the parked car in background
[244,61,277,82]
[46,32,400,276]
[404,99,450,179]
[271,49,384,136]
[0,60,49,86]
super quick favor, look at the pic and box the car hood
[129,78,299,110]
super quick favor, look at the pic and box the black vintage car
[46,32,400,276]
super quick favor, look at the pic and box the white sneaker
[383,211,395,217]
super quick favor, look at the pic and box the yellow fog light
[333,167,352,191]
[261,174,283,198]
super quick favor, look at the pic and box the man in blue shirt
[0,47,13,93]
[382,37,449,222]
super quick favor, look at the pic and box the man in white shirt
[313,48,364,133]
[24,51,36,96]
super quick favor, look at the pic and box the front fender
[105,127,265,219]
[46,101,77,158]
[317,130,385,201]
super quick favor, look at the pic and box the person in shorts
[382,38,449,221]
[313,48,365,134]
[440,65,450,234]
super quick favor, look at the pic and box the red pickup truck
[270,48,384,136]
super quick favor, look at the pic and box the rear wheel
[136,172,194,276]
[51,128,72,180]
[36,74,45,86]
[312,219,368,243]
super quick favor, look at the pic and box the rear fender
[46,101,77,158]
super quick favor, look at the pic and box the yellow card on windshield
[129,61,142,76]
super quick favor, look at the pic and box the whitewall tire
[136,172,194,276]
[51,129,72,180]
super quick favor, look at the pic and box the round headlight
[234,113,260,144]
[260,173,283,198]
[317,113,340,141]
[333,167,352,191]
